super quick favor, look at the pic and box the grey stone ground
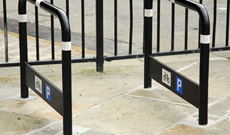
[1,0,230,135]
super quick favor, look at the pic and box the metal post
[18,0,29,98]
[96,0,104,72]
[3,0,8,62]
[35,6,40,60]
[62,43,72,135]
[169,0,210,125]
[144,0,153,88]
[199,9,210,125]
[129,0,133,54]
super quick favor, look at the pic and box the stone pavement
[1,30,230,135]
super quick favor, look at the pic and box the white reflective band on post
[35,0,44,7]
[19,14,27,22]
[169,0,175,3]
[145,9,153,17]
[200,35,210,44]
[62,41,71,51]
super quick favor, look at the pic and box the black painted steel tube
[129,0,133,54]
[19,0,72,134]
[185,8,188,50]
[35,6,40,60]
[226,0,230,46]
[114,0,118,55]
[81,0,85,58]
[19,0,28,98]
[212,0,217,47]
[66,0,69,19]
[169,0,210,125]
[3,0,8,62]
[171,3,175,51]
[50,0,55,60]
[96,0,104,72]
[144,0,153,88]
[157,0,161,52]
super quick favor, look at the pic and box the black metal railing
[1,0,230,71]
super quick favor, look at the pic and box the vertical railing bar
[144,0,153,88]
[35,7,40,60]
[96,0,104,72]
[171,3,175,51]
[129,0,133,54]
[114,0,118,55]
[19,0,29,98]
[81,0,85,58]
[66,0,69,19]
[226,0,230,46]
[143,0,145,53]
[51,0,55,60]
[185,8,188,50]
[212,0,217,48]
[3,0,8,62]
[157,0,161,52]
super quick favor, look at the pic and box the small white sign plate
[162,68,171,87]
[35,75,42,94]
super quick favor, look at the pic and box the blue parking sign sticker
[176,77,183,94]
[45,84,51,102]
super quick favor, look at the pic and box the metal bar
[114,0,118,55]
[25,63,63,115]
[149,57,200,108]
[96,0,104,72]
[144,0,153,88]
[66,0,69,19]
[38,1,72,133]
[35,6,40,60]
[171,3,175,51]
[157,0,161,52]
[185,8,188,50]
[170,0,210,125]
[3,0,8,62]
[20,1,73,134]
[129,0,133,54]
[143,0,145,53]
[226,0,230,46]
[212,0,217,47]
[62,50,72,135]
[51,0,55,60]
[19,0,29,98]
[81,0,85,58]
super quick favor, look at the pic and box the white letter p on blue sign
[176,77,183,94]
[45,84,51,102]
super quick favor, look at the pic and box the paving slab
[73,96,196,135]
[0,110,52,135]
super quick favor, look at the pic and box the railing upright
[19,0,72,134]
[19,0,29,98]
[144,0,153,88]
[170,0,210,125]
[144,0,210,125]
[96,0,104,72]
[3,0,8,62]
